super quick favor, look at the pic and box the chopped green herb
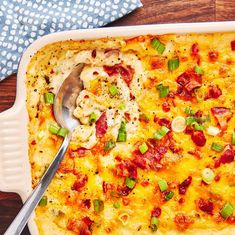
[109,84,118,97]
[39,196,47,206]
[93,199,104,213]
[104,140,116,152]
[154,126,170,140]
[139,142,148,154]
[150,216,159,232]
[158,179,168,192]
[44,92,55,104]
[164,191,174,201]
[221,203,234,219]
[125,177,136,189]
[194,66,204,75]
[113,202,120,209]
[211,143,224,152]
[151,38,165,54]
[156,84,169,98]
[168,57,179,71]
[89,112,97,124]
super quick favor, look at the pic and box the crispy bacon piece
[117,185,133,196]
[162,101,170,112]
[91,50,96,58]
[151,207,161,217]
[191,131,206,147]
[214,145,234,168]
[174,213,194,231]
[197,198,214,215]
[157,118,171,129]
[178,176,192,195]
[72,175,88,192]
[211,107,232,131]
[176,69,202,100]
[231,40,235,51]
[103,64,134,86]
[190,43,200,64]
[69,147,87,158]
[67,219,91,235]
[204,85,222,100]
[95,112,108,137]
[150,56,165,69]
[208,51,219,62]
[102,181,115,193]
[81,199,91,209]
[115,160,137,179]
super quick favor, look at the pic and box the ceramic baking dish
[1,21,235,235]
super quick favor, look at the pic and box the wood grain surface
[1,0,235,234]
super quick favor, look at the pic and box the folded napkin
[0,0,142,81]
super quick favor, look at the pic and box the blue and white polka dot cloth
[0,0,142,81]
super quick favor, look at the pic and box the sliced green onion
[158,179,168,192]
[57,128,69,138]
[118,103,126,110]
[221,203,234,219]
[109,84,118,97]
[89,112,97,125]
[104,140,116,152]
[156,84,169,98]
[139,142,148,154]
[39,196,47,206]
[154,126,170,140]
[125,177,136,189]
[211,143,224,152]
[113,201,120,209]
[150,216,159,232]
[37,130,45,140]
[164,191,174,201]
[48,124,60,134]
[194,66,204,75]
[186,116,196,125]
[232,131,235,145]
[151,38,165,54]
[168,57,179,71]
[93,199,104,213]
[185,107,195,115]
[44,92,55,104]
[191,122,205,131]
[117,121,127,142]
[202,168,215,184]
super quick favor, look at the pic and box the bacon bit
[226,58,233,65]
[91,50,96,58]
[132,155,147,169]
[211,107,232,131]
[158,118,171,129]
[219,66,228,77]
[122,198,130,206]
[31,140,36,145]
[81,199,91,209]
[174,213,194,231]
[176,69,202,100]
[141,180,150,187]
[72,175,88,192]
[153,115,158,123]
[95,112,108,137]
[220,149,234,164]
[179,198,185,204]
[69,148,87,158]
[191,43,199,55]
[197,198,214,215]
[188,148,201,159]
[102,181,115,193]
[130,92,135,100]
[204,85,222,100]
[151,207,161,217]
[93,71,99,75]
[208,51,219,62]
[162,101,170,112]
[115,160,137,179]
[115,156,122,162]
[150,56,165,69]
[50,69,54,74]
[231,40,235,51]
[67,219,91,235]
[117,185,132,196]
[178,176,192,195]
[139,113,149,123]
[124,112,131,122]
[191,131,206,147]
[214,175,221,182]
[82,217,93,228]
[103,64,134,86]
[58,157,74,173]
[180,57,188,62]
[227,215,235,224]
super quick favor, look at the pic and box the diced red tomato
[95,112,108,137]
[82,217,93,228]
[214,145,234,168]
[204,85,222,100]
[151,207,161,217]
[197,198,214,215]
[72,175,88,192]
[158,118,171,129]
[191,131,206,147]
[191,43,199,55]
[211,107,232,131]
[162,101,170,112]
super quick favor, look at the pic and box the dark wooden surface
[1,0,235,234]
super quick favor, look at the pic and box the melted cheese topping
[26,33,235,235]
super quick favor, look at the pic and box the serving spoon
[4,63,85,235]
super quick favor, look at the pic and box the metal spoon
[4,63,85,235]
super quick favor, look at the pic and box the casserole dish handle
[0,105,31,198]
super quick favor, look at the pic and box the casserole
[1,21,235,235]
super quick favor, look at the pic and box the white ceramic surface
[1,21,235,235]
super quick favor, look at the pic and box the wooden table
[1,0,235,234]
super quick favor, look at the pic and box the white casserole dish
[1,21,235,235]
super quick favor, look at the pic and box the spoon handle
[4,135,71,235]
